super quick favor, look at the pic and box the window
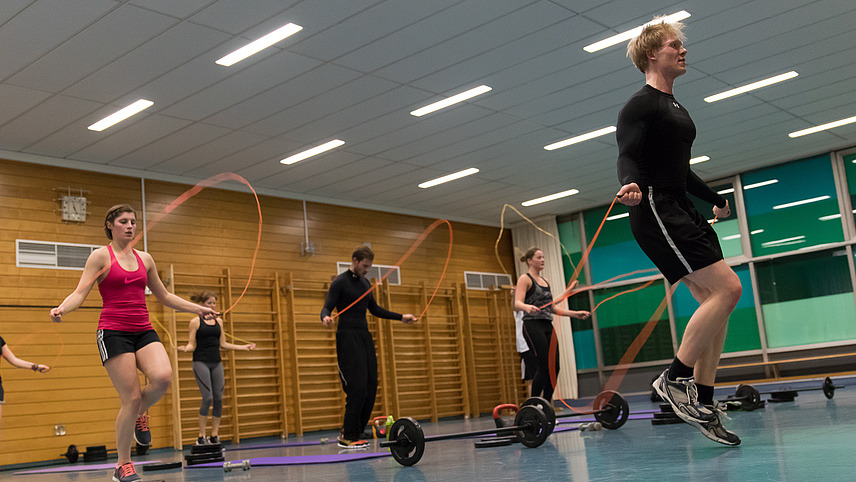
[464,271,512,290]
[16,240,99,270]
[742,154,843,256]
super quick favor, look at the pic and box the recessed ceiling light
[522,189,579,206]
[216,23,303,67]
[606,212,630,221]
[717,187,735,195]
[789,114,856,138]
[88,99,154,131]
[544,126,616,151]
[704,71,798,103]
[418,168,480,188]
[280,139,344,165]
[583,11,691,53]
[410,85,492,117]
[689,155,710,164]
[772,195,830,210]
[743,179,778,190]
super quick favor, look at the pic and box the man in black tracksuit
[321,245,416,448]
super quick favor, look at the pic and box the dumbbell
[224,459,251,472]
[579,422,603,432]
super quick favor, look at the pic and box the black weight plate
[592,390,629,430]
[520,397,556,435]
[735,384,761,411]
[474,438,514,448]
[388,417,425,466]
[653,412,680,420]
[191,444,222,454]
[62,445,79,463]
[143,462,183,472]
[514,405,549,448]
[659,403,674,413]
[823,377,835,399]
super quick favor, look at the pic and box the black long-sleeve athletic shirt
[616,84,726,208]
[320,269,402,331]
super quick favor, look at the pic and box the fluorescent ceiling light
[544,126,616,151]
[418,168,480,188]
[689,155,710,165]
[722,234,741,240]
[280,139,344,165]
[762,235,805,247]
[772,195,830,210]
[410,85,492,117]
[789,114,856,138]
[522,189,579,207]
[583,11,691,53]
[216,23,303,66]
[717,187,735,195]
[819,214,842,221]
[743,179,778,190]
[750,229,764,235]
[606,212,630,221]
[88,99,153,131]
[704,71,798,103]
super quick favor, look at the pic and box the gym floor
[7,376,854,481]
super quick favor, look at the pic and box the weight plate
[514,405,550,448]
[387,417,425,466]
[823,377,835,399]
[592,390,629,430]
[520,397,556,435]
[735,384,761,411]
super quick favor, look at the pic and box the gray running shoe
[652,369,716,424]
[690,404,741,446]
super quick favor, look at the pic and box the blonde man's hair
[626,16,686,73]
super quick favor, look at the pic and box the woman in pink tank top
[50,204,216,481]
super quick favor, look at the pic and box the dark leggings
[192,361,224,418]
[523,318,559,400]
[336,329,378,440]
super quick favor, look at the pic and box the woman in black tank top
[178,291,255,445]
[514,248,589,402]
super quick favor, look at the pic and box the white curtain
[510,216,579,400]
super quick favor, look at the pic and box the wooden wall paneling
[489,288,509,404]
[282,272,303,436]
[419,281,439,422]
[288,277,340,432]
[458,284,480,418]
[380,280,401,419]
[223,268,240,443]
[228,277,282,440]
[165,264,182,450]
[170,271,232,446]
[373,282,392,420]
[450,284,471,417]
[272,273,289,438]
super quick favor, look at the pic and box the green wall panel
[594,281,665,328]
[572,329,597,370]
[763,293,856,348]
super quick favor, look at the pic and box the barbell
[520,390,629,430]
[380,405,551,466]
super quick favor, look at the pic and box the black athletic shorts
[96,329,161,365]
[0,376,4,403]
[629,186,723,284]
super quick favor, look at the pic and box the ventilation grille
[464,271,513,290]
[17,240,99,270]
[336,262,401,285]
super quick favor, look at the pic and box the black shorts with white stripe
[96,329,161,365]
[629,186,723,285]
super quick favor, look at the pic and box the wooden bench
[718,352,856,380]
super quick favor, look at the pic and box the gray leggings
[192,361,224,418]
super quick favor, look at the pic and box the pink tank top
[97,245,151,332]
